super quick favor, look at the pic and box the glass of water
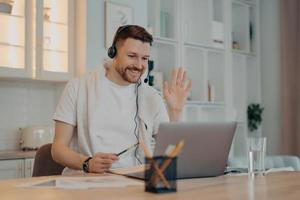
[247,137,267,177]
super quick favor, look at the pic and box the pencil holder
[145,156,177,193]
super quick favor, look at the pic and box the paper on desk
[19,175,143,189]
[109,165,145,175]
[265,166,294,174]
[225,166,295,176]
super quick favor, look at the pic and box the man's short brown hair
[112,25,153,48]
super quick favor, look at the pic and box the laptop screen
[154,122,237,178]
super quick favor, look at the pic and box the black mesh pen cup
[145,156,177,193]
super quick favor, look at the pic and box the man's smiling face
[113,38,150,85]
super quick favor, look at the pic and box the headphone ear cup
[107,46,116,58]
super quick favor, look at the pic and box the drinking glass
[248,137,267,177]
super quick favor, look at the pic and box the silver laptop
[127,122,237,179]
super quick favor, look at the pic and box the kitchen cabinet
[24,158,34,178]
[0,0,75,81]
[0,158,35,180]
[0,159,24,180]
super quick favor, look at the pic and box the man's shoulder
[79,68,102,81]
[140,83,163,100]
[75,67,106,84]
[64,68,104,93]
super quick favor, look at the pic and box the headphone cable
[133,79,142,164]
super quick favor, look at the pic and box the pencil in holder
[144,156,177,193]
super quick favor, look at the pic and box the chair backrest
[32,143,65,177]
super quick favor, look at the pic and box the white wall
[260,0,281,154]
[0,80,64,150]
[86,0,147,70]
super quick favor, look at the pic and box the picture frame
[105,1,134,49]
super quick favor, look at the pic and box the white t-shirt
[93,76,138,168]
[53,67,169,172]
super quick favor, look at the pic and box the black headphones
[107,25,131,59]
[144,60,154,84]
[108,25,153,85]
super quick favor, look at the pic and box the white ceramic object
[20,126,55,150]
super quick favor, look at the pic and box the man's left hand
[163,67,192,121]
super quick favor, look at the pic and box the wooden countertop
[0,172,299,199]
[0,150,36,160]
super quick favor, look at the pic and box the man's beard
[116,66,144,83]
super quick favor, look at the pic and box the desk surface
[0,172,299,200]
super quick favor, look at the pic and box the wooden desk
[0,172,299,200]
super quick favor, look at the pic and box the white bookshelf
[147,0,179,40]
[147,0,261,158]
[231,0,261,157]
[150,41,178,83]
[183,46,206,101]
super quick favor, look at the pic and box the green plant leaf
[247,103,264,131]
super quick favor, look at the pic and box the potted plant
[247,103,264,134]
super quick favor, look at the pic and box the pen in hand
[116,143,139,156]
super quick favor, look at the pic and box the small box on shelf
[232,32,241,50]
[207,81,215,102]
[212,21,224,49]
